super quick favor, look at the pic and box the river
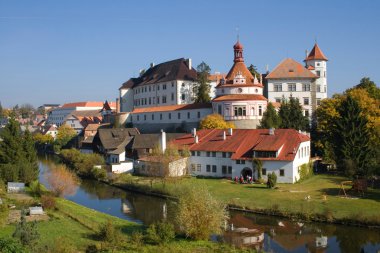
[39,156,380,253]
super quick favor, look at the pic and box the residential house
[171,128,310,183]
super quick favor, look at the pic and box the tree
[354,77,380,100]
[176,184,228,240]
[21,130,38,182]
[252,158,263,180]
[259,102,281,129]
[19,104,35,119]
[279,97,309,131]
[195,61,211,103]
[267,172,277,188]
[199,114,235,129]
[0,117,24,164]
[0,101,3,118]
[247,64,260,80]
[55,125,76,150]
[46,164,79,197]
[13,210,39,248]
[332,95,373,177]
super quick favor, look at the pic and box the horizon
[1,0,379,108]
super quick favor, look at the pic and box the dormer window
[233,71,246,84]
[254,151,277,158]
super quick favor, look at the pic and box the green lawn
[115,174,380,224]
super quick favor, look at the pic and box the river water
[39,156,380,253]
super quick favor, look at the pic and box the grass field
[115,174,380,224]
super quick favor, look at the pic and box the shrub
[13,210,39,248]
[299,162,313,181]
[146,221,175,244]
[98,220,121,244]
[176,184,228,240]
[267,172,277,188]
[41,194,56,210]
[131,231,144,247]
[28,180,43,197]
[0,237,27,253]
[91,167,107,180]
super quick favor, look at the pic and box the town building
[211,40,268,128]
[171,128,310,183]
[265,43,328,117]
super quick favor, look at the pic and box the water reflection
[38,156,380,252]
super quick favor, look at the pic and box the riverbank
[110,174,380,227]
[0,194,254,252]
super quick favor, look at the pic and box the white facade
[64,116,84,135]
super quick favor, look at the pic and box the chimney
[223,131,226,140]
[194,135,199,144]
[150,62,155,68]
[192,128,197,137]
[186,58,192,70]
[269,128,275,135]
[116,98,120,113]
[228,128,233,136]
[160,130,166,153]
[305,49,309,59]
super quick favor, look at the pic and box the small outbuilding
[7,182,25,193]
[29,206,44,215]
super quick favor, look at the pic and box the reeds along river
[39,155,380,253]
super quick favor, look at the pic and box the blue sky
[0,0,379,108]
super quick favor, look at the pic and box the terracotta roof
[171,129,310,161]
[217,62,263,88]
[265,58,318,79]
[208,73,226,82]
[270,102,281,109]
[304,43,328,61]
[61,101,106,108]
[120,58,196,90]
[131,103,212,114]
[212,94,267,102]
[307,65,315,70]
[234,41,243,50]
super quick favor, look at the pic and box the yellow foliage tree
[199,114,235,129]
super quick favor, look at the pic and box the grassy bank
[0,197,254,252]
[112,174,380,226]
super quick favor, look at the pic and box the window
[212,165,217,173]
[206,165,211,172]
[152,114,154,120]
[317,85,321,92]
[149,86,151,92]
[303,97,309,105]
[305,110,309,117]
[234,106,246,116]
[187,112,190,119]
[288,83,296,91]
[228,152,233,158]
[236,160,240,164]
[262,168,267,176]
[197,164,201,172]
[324,71,326,77]
[181,94,185,101]
[171,93,174,101]
[222,152,226,158]
[302,83,311,91]
[317,99,321,106]
[182,82,185,87]
[149,97,151,104]
[317,63,320,66]
[274,84,282,92]
[280,169,285,177]
[157,84,160,90]
[259,106,262,116]
[191,164,196,171]
[222,166,227,174]
[228,166,232,174]
[160,114,162,120]
[172,82,174,87]
[206,151,210,157]
[162,96,167,103]
[241,160,245,164]
[197,151,201,156]
[168,113,171,119]
[137,115,140,121]
[144,115,146,121]
[212,152,216,157]
[157,97,160,104]
[255,151,276,158]
[218,105,222,114]
[275,98,281,103]
[316,71,321,77]
[178,112,181,119]
[197,111,201,118]
[191,151,195,156]
[163,84,167,90]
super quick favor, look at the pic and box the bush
[98,220,121,244]
[146,221,175,244]
[267,172,277,188]
[0,237,27,253]
[91,167,107,180]
[41,195,56,210]
[28,181,43,197]
[176,184,228,240]
[131,231,144,247]
[299,162,313,181]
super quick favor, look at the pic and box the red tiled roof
[304,43,328,61]
[131,103,212,114]
[270,102,281,109]
[307,65,315,70]
[213,94,267,102]
[208,73,226,82]
[265,58,318,79]
[171,129,310,161]
[216,62,263,88]
[62,101,115,109]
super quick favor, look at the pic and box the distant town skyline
[1,0,379,108]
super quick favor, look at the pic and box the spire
[304,43,328,61]
[233,40,244,63]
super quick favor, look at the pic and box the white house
[171,128,310,183]
[265,43,328,117]
[7,182,25,193]
[211,40,268,129]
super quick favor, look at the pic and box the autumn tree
[199,114,235,129]
[195,61,211,103]
[46,164,79,197]
[353,77,380,100]
[259,102,281,129]
[176,184,228,240]
[279,97,309,131]
[55,124,76,151]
